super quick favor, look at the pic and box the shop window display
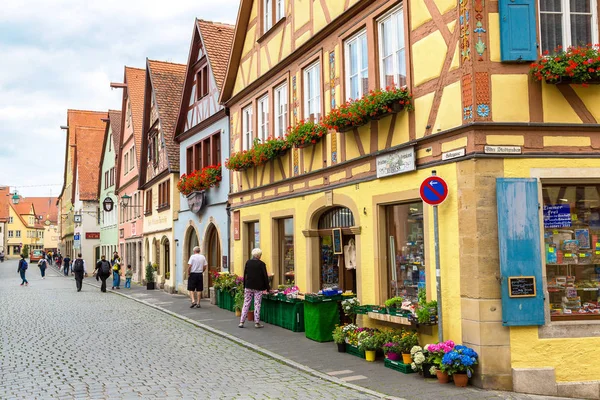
[543,185,600,320]
[386,202,425,303]
[279,218,295,284]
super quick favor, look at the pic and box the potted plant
[399,331,419,364]
[357,330,381,362]
[441,345,479,387]
[384,296,404,315]
[341,297,360,324]
[332,325,346,352]
[145,262,155,290]
[234,285,244,317]
[426,340,456,383]
[382,341,403,361]
[410,346,433,377]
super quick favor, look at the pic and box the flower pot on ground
[146,282,155,290]
[365,350,376,362]
[332,324,346,352]
[247,311,255,321]
[422,363,435,378]
[357,329,383,361]
[145,263,155,290]
[436,370,450,384]
[453,373,469,387]
[337,342,346,353]
[386,352,401,361]
[402,353,412,364]
[440,344,479,384]
[235,310,241,317]
[410,346,429,375]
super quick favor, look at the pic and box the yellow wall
[504,157,600,383]
[233,163,463,344]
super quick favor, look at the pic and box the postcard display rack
[544,208,600,320]
[392,210,425,303]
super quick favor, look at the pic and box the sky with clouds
[0,0,240,198]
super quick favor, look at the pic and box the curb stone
[49,268,403,400]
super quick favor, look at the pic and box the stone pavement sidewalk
[53,266,574,400]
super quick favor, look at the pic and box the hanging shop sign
[85,232,100,239]
[543,204,572,228]
[103,197,114,212]
[376,147,415,178]
[74,214,82,223]
[186,191,206,214]
[420,176,449,206]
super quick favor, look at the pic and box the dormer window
[196,65,209,100]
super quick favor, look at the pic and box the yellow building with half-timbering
[219,0,600,396]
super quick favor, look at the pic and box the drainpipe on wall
[226,202,231,273]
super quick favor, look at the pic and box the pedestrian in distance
[111,252,121,290]
[17,254,29,286]
[0,250,5,262]
[56,252,63,271]
[72,253,86,292]
[38,257,48,279]
[187,246,207,308]
[94,255,111,293]
[125,265,133,289]
[47,250,53,265]
[238,248,269,329]
[63,255,71,276]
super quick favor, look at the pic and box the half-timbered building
[174,19,235,296]
[139,59,186,293]
[220,0,600,396]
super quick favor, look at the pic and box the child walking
[125,265,133,289]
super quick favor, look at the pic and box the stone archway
[304,193,362,297]
[183,226,199,281]
[204,223,221,291]
[161,236,170,280]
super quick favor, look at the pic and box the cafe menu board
[508,276,537,298]
[543,204,572,228]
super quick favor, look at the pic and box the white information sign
[376,147,416,178]
[484,145,522,154]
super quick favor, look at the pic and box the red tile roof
[197,19,235,91]
[147,60,186,172]
[125,67,146,167]
[108,110,122,155]
[0,186,9,222]
[76,125,107,200]
[26,197,58,224]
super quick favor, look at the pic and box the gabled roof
[10,201,42,229]
[197,19,235,91]
[140,59,186,183]
[116,66,145,192]
[108,110,122,155]
[76,123,107,201]
[58,110,108,203]
[27,197,58,224]
[220,0,253,104]
[0,186,10,222]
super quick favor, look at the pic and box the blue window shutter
[496,178,545,326]
[499,0,538,61]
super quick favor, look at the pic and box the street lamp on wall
[120,194,143,208]
[11,191,19,204]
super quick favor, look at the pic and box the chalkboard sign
[332,228,343,255]
[508,276,537,298]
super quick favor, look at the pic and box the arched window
[318,207,355,229]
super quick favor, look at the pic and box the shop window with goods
[543,184,600,321]
[318,207,356,292]
[386,202,425,304]
[247,221,260,259]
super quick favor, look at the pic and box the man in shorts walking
[187,246,207,308]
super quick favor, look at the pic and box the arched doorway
[317,206,356,293]
[161,237,170,279]
[153,238,160,273]
[204,223,221,290]
[184,227,199,281]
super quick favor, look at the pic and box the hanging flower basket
[322,87,413,133]
[530,44,600,86]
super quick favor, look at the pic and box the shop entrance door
[317,207,356,292]
[205,224,221,292]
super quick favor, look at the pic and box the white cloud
[0,0,240,197]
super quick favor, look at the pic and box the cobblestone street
[0,260,379,400]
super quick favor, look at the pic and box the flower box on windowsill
[294,139,321,149]
[545,76,600,85]
[337,103,406,133]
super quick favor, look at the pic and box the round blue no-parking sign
[420,176,448,206]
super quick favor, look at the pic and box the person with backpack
[94,255,112,293]
[38,257,48,279]
[63,255,71,276]
[72,253,86,292]
[17,254,29,286]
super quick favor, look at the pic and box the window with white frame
[242,106,253,151]
[264,0,273,32]
[539,0,598,54]
[276,0,285,20]
[8,230,13,238]
[257,95,269,143]
[345,29,369,100]
[378,6,406,89]
[303,61,321,121]
[129,147,135,171]
[124,152,129,175]
[274,83,288,138]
